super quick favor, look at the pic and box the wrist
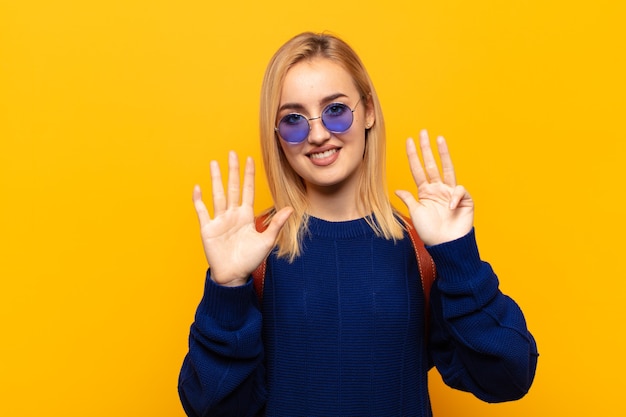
[218,278,248,287]
[210,272,248,288]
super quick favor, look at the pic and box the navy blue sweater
[179,217,538,416]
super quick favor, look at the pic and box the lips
[307,147,340,166]
[309,148,338,160]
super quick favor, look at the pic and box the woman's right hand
[193,151,293,287]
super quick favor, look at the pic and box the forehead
[279,58,357,106]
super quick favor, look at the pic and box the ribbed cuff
[196,269,256,325]
[426,228,483,284]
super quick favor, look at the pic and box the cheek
[350,133,368,162]
[279,140,295,157]
[347,130,367,151]
[278,141,304,169]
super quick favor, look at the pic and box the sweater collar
[305,215,378,239]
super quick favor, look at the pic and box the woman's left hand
[395,130,474,246]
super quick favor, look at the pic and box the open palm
[395,130,474,246]
[193,151,292,287]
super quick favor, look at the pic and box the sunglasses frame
[275,97,362,144]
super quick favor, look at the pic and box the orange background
[1,1,625,416]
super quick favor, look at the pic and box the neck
[305,185,365,221]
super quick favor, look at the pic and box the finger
[192,185,212,225]
[227,151,241,209]
[394,190,419,213]
[210,160,226,216]
[241,156,255,207]
[437,135,457,187]
[419,130,442,182]
[263,206,293,240]
[406,137,428,188]
[449,185,470,210]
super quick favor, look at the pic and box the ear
[364,96,376,129]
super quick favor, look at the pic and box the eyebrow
[278,92,350,113]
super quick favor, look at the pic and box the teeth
[310,149,337,159]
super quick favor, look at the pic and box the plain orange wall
[1,1,625,416]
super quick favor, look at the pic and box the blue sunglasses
[275,98,362,144]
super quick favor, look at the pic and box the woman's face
[276,57,375,195]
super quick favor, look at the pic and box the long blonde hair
[259,32,404,261]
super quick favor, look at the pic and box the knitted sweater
[178,216,538,417]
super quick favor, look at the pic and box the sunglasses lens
[277,103,355,143]
[278,114,309,143]
[322,103,353,133]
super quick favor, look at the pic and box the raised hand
[395,130,474,246]
[193,151,293,287]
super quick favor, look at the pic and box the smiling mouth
[309,149,338,160]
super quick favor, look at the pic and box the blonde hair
[259,32,404,261]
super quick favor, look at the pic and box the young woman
[178,32,538,417]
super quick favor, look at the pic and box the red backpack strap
[401,215,436,330]
[252,213,270,301]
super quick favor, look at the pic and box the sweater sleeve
[178,270,266,417]
[427,229,539,403]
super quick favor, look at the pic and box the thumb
[263,207,294,240]
[395,190,418,212]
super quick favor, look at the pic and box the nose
[307,117,331,145]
